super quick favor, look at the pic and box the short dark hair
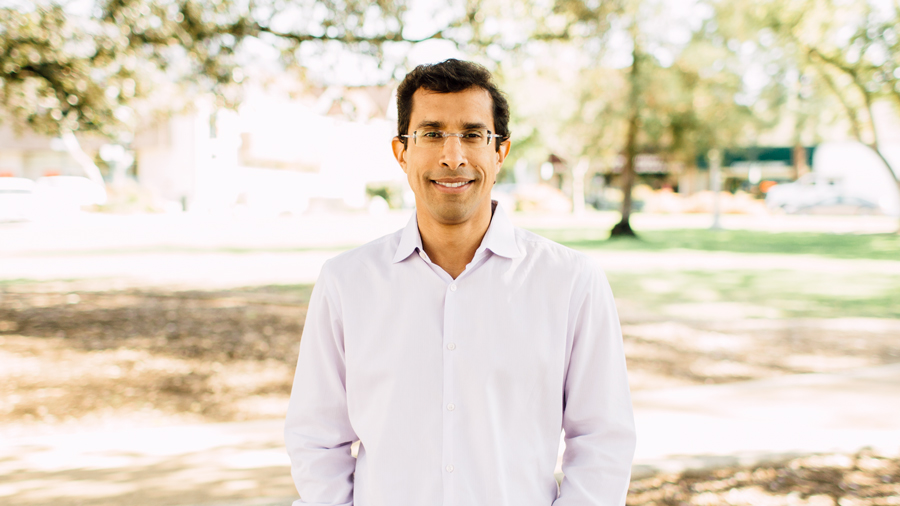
[396,59,510,150]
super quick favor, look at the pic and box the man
[285,59,635,506]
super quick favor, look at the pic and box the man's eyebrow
[462,122,490,130]
[415,120,445,130]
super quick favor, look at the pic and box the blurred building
[0,76,409,218]
[0,126,103,179]
[131,83,408,216]
[692,146,814,193]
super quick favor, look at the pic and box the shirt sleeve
[553,262,636,506]
[284,261,358,506]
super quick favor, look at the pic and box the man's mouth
[434,180,472,188]
[430,177,475,193]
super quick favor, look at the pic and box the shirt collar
[476,202,522,259]
[392,210,425,263]
[392,201,522,264]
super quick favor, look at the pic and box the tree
[517,0,753,236]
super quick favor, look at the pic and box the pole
[709,149,722,230]
[572,157,588,216]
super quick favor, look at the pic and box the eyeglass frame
[400,129,508,149]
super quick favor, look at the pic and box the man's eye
[463,131,485,139]
[421,131,443,139]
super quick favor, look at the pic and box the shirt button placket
[442,280,458,504]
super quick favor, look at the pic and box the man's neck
[418,204,494,280]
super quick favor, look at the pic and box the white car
[33,176,107,216]
[765,174,878,214]
[0,177,36,222]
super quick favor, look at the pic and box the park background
[1,0,900,505]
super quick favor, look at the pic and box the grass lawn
[605,269,900,320]
[530,228,900,261]
[525,227,900,319]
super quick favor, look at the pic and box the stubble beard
[426,185,495,226]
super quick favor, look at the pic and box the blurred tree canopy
[715,0,900,209]
[0,0,452,138]
[2,0,899,230]
[500,0,758,235]
[497,0,900,233]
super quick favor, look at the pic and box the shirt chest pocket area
[453,301,565,403]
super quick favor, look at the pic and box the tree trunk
[572,157,588,216]
[60,131,106,187]
[611,44,640,238]
[792,144,809,179]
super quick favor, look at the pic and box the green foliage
[723,0,900,110]
[0,0,437,137]
[365,182,404,209]
[563,37,758,167]
[0,5,142,137]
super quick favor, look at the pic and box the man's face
[392,87,510,227]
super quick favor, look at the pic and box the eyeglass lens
[415,129,492,146]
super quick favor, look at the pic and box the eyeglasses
[401,129,505,148]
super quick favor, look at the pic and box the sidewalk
[629,363,900,477]
[2,365,899,505]
[2,211,896,258]
[3,210,899,291]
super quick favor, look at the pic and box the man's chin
[428,208,470,225]
[422,201,492,226]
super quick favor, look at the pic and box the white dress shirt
[285,204,636,506]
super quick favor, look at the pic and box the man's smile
[431,178,475,193]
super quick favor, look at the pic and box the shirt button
[449,284,457,291]
[446,464,454,473]
[447,403,455,411]
[447,343,456,351]
[418,252,427,260]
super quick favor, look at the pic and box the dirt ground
[2,285,899,427]
[2,284,900,505]
[0,286,309,427]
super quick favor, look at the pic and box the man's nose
[439,136,467,170]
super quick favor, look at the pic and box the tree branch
[250,22,445,45]
[817,66,864,142]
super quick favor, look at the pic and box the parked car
[492,183,572,213]
[33,176,107,216]
[765,174,879,214]
[0,177,36,222]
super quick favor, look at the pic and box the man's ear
[494,139,511,174]
[391,137,408,174]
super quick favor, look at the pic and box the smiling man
[285,59,636,506]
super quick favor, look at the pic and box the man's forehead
[409,87,494,126]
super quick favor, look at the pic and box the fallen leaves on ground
[628,451,900,506]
